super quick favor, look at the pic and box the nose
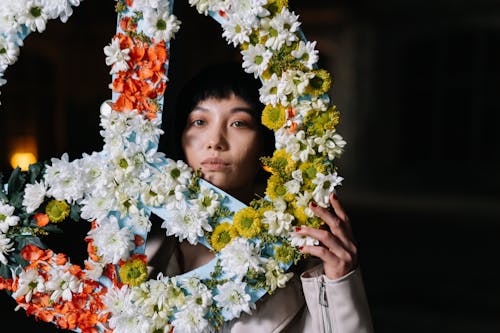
[206,128,227,151]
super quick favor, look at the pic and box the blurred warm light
[10,152,37,171]
[8,135,38,171]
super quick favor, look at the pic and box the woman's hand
[296,193,358,280]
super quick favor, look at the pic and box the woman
[147,63,374,332]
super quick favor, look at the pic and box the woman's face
[181,94,262,202]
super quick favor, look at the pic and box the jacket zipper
[319,281,332,333]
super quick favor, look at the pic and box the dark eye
[192,119,205,126]
[231,120,247,128]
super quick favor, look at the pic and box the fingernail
[332,193,338,200]
[299,246,304,251]
[310,201,317,208]
[295,226,301,232]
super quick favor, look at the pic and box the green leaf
[70,204,82,221]
[0,264,12,279]
[17,235,47,251]
[28,162,44,183]
[7,167,26,209]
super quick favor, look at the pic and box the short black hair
[170,62,275,162]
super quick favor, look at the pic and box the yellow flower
[304,105,340,136]
[274,244,294,264]
[234,207,262,239]
[265,173,287,200]
[45,199,70,223]
[211,222,238,252]
[265,174,296,202]
[299,161,326,191]
[119,257,148,287]
[265,0,289,16]
[271,149,296,176]
[304,69,331,96]
[290,203,308,225]
[262,104,286,131]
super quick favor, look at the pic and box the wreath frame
[0,1,346,332]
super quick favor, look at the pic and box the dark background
[0,0,499,332]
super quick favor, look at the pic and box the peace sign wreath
[0,1,346,332]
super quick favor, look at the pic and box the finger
[296,226,356,261]
[309,201,352,246]
[329,193,353,236]
[301,244,356,279]
[330,193,347,222]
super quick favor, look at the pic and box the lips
[200,157,229,171]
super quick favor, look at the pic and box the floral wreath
[0,1,346,332]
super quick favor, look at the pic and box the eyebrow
[191,106,256,115]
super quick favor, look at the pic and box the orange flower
[120,16,137,32]
[134,234,144,246]
[0,277,13,291]
[34,212,50,226]
[21,244,46,262]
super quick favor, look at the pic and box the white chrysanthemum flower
[283,130,315,162]
[17,0,49,32]
[0,39,19,68]
[311,172,343,208]
[226,0,269,17]
[259,73,282,106]
[45,266,83,302]
[264,8,300,50]
[102,284,134,318]
[42,0,79,22]
[79,152,113,193]
[0,201,19,233]
[162,158,193,187]
[192,185,221,216]
[127,111,164,149]
[130,0,164,12]
[87,215,135,264]
[272,196,288,212]
[12,267,46,302]
[262,209,294,236]
[110,311,152,333]
[104,37,130,74]
[295,191,314,217]
[0,233,15,265]
[241,43,272,78]
[80,191,117,222]
[188,0,211,15]
[103,285,153,333]
[284,69,313,96]
[83,259,105,281]
[0,2,22,38]
[222,13,253,47]
[291,40,319,70]
[288,230,319,248]
[284,176,301,195]
[180,277,213,309]
[172,306,211,333]
[110,146,146,183]
[314,129,347,160]
[45,153,85,202]
[22,180,47,213]
[214,280,254,320]
[143,8,181,42]
[134,276,186,315]
[264,258,293,292]
[123,210,152,234]
[219,237,263,279]
[161,200,211,244]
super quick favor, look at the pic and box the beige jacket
[220,265,374,333]
[146,232,374,333]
